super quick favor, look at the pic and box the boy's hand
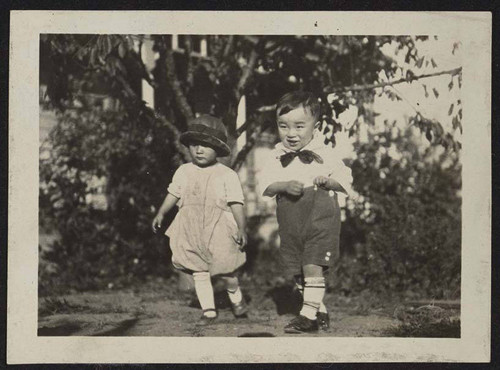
[313,176,330,189]
[152,214,164,233]
[284,180,304,196]
[233,229,248,250]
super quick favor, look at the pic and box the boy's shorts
[276,186,341,276]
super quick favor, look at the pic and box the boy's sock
[300,277,326,320]
[319,302,328,314]
[296,280,327,314]
[193,272,216,318]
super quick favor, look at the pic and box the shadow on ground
[265,283,303,316]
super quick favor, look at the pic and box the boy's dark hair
[276,91,321,121]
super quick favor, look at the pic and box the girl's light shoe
[199,309,218,324]
[231,299,248,318]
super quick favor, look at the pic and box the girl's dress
[165,162,246,275]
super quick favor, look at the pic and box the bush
[336,123,461,300]
[389,305,460,337]
[39,106,182,294]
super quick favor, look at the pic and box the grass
[387,304,460,338]
[39,297,89,317]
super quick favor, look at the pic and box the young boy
[259,91,352,333]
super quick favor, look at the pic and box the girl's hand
[233,229,248,250]
[152,214,164,233]
[313,176,329,188]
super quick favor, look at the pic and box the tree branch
[231,120,273,171]
[155,113,191,163]
[223,35,235,59]
[184,35,195,86]
[325,67,462,94]
[162,44,194,121]
[235,39,263,101]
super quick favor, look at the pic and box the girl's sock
[295,281,304,295]
[300,277,326,320]
[193,272,216,318]
[296,279,327,314]
[227,287,243,304]
[224,276,243,304]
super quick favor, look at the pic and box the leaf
[111,57,127,75]
[118,43,127,58]
[90,48,97,66]
[432,88,439,98]
[431,58,437,68]
[448,103,454,116]
[406,70,416,82]
[106,61,116,76]
[423,84,429,98]
[448,78,454,91]
[425,129,432,142]
[452,116,462,134]
[349,126,356,137]
[416,57,424,69]
[104,36,112,55]
[125,35,135,50]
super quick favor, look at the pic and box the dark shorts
[276,186,341,276]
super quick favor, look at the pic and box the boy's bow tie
[279,150,323,167]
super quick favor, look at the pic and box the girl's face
[277,106,319,151]
[189,142,218,167]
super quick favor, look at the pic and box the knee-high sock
[296,279,327,314]
[300,277,326,320]
[193,272,216,317]
[224,276,243,304]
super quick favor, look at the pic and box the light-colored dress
[165,162,246,275]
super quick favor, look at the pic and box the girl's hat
[179,115,231,157]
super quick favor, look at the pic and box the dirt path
[38,280,401,337]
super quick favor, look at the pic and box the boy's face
[277,105,319,151]
[188,142,218,167]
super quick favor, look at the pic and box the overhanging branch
[325,67,462,94]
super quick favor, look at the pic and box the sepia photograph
[8,11,491,363]
[38,32,463,338]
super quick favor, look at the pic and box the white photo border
[8,10,491,364]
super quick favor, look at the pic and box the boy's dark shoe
[284,315,318,334]
[231,299,248,318]
[316,312,330,331]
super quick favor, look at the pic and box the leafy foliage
[337,122,461,299]
[41,35,462,155]
[39,107,181,293]
[39,34,462,298]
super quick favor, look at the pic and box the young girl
[152,114,248,322]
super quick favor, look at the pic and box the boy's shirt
[258,133,353,202]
